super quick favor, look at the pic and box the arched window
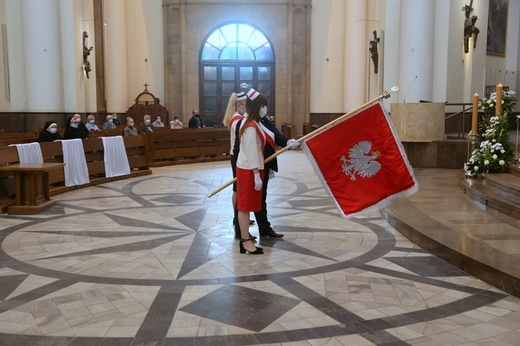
[199,22,275,127]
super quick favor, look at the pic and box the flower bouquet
[464,89,516,176]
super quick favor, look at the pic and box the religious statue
[369,30,380,74]
[463,1,480,54]
[82,31,94,78]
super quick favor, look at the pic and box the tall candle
[496,84,503,115]
[472,93,479,135]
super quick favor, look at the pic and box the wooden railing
[444,102,473,139]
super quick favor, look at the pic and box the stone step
[459,172,520,220]
[509,163,520,178]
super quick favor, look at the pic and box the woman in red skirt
[235,89,271,254]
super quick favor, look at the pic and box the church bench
[0,146,20,212]
[0,135,152,212]
[145,128,230,167]
[0,131,39,147]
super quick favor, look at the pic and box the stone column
[21,0,63,111]
[398,0,434,103]
[344,0,366,112]
[104,0,128,113]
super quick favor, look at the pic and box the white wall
[0,0,9,110]
[310,0,346,113]
[126,0,164,108]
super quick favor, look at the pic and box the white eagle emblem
[341,140,381,181]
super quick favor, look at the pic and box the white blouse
[236,117,274,170]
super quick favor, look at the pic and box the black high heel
[239,239,264,254]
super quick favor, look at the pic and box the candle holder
[466,130,480,165]
[515,115,520,163]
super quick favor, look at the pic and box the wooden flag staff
[207,86,399,198]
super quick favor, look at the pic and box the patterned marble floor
[0,150,519,345]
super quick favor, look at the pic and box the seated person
[111,113,122,125]
[170,115,183,129]
[139,114,155,133]
[103,114,116,130]
[85,114,100,132]
[38,121,62,142]
[64,114,89,139]
[153,115,164,127]
[188,109,205,128]
[124,117,138,136]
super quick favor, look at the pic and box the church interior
[0,0,519,344]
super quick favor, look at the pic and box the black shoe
[239,239,263,254]
[260,229,284,238]
[235,233,257,242]
[249,219,255,225]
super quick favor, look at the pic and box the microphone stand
[403,76,418,103]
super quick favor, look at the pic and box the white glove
[254,172,263,191]
[269,170,276,180]
[286,138,300,150]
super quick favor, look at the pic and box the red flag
[302,101,418,218]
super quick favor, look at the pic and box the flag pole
[207,86,399,197]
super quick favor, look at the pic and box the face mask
[239,109,246,115]
[145,119,150,124]
[175,119,179,123]
[71,123,79,129]
[157,118,161,122]
[259,106,267,118]
[49,128,57,134]
[108,119,113,123]
[129,122,134,127]
[89,120,95,124]
[113,116,117,119]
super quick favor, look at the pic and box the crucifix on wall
[369,30,380,74]
[463,0,480,53]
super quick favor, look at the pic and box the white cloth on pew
[60,139,90,187]
[9,142,43,163]
[101,136,131,178]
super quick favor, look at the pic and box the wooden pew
[146,128,230,166]
[0,131,39,147]
[282,123,297,139]
[42,136,152,195]
[0,146,19,213]
[0,136,152,208]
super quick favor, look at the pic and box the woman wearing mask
[153,115,165,127]
[235,89,271,255]
[124,117,138,136]
[222,91,257,240]
[85,114,100,132]
[64,115,89,139]
[103,115,116,130]
[38,121,62,142]
[169,115,183,129]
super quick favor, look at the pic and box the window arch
[199,22,275,127]
[201,23,274,62]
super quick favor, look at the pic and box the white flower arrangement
[465,89,516,176]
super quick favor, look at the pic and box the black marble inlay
[385,256,468,277]
[180,284,300,332]
[153,194,201,205]
[0,274,29,301]
[134,285,184,343]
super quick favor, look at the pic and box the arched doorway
[199,22,275,127]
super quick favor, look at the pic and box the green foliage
[464,90,516,176]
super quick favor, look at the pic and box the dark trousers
[254,167,271,232]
